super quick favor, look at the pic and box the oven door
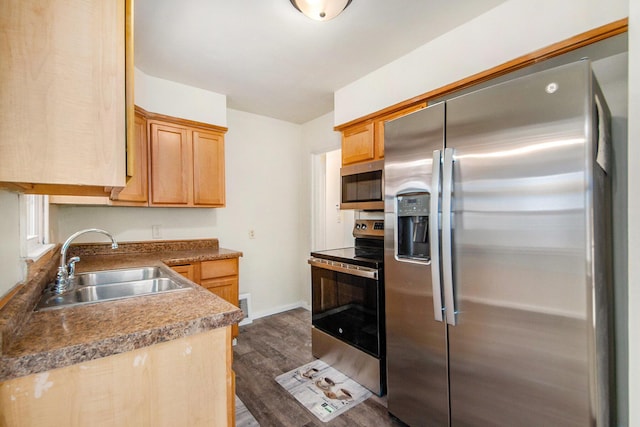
[309,260,382,358]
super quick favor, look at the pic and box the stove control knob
[355,223,361,230]
[338,328,343,334]
[361,223,367,230]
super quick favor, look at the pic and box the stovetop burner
[310,219,384,269]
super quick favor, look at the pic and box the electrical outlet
[152,224,162,239]
[249,229,255,239]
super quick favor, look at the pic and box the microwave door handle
[442,148,457,326]
[430,150,444,322]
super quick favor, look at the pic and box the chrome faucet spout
[54,228,119,294]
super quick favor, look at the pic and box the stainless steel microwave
[340,160,384,210]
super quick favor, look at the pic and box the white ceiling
[135,0,507,124]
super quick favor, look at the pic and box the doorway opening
[311,149,354,251]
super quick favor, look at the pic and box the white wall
[135,67,227,126]
[218,109,305,318]
[626,1,639,426]
[334,0,629,125]
[0,190,24,296]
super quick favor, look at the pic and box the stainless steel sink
[36,267,190,311]
[74,266,167,287]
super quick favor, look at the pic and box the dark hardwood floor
[233,308,406,427]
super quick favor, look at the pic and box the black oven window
[311,267,380,357]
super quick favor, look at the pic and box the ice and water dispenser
[396,193,430,261]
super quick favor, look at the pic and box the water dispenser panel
[396,193,431,261]
[397,194,430,217]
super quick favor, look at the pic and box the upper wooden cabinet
[0,0,133,196]
[50,108,228,208]
[111,108,149,206]
[339,102,427,167]
[193,131,226,206]
[148,112,227,208]
[149,122,192,206]
[341,122,376,166]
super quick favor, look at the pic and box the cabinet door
[341,122,374,165]
[149,122,192,205]
[201,277,239,339]
[201,277,238,303]
[171,264,199,283]
[0,0,127,193]
[201,258,239,339]
[192,130,225,207]
[112,111,148,205]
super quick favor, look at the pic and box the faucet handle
[54,266,69,294]
[67,256,81,278]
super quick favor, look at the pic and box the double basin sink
[36,266,190,311]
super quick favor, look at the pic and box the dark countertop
[0,239,244,382]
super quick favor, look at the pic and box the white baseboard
[251,300,310,320]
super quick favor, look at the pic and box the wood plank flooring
[233,308,406,427]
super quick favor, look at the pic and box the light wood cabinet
[340,102,427,167]
[111,108,149,206]
[0,328,235,427]
[193,130,226,206]
[171,264,200,283]
[341,122,375,165]
[50,108,228,208]
[171,258,240,340]
[0,0,133,196]
[149,121,192,205]
[201,259,240,340]
[148,114,227,208]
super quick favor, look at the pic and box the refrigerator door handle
[442,147,458,325]
[430,150,444,322]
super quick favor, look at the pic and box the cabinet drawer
[201,258,238,279]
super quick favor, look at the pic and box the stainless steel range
[308,219,385,396]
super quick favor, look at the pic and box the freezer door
[384,103,449,426]
[445,61,596,426]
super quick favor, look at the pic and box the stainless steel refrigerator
[384,60,614,426]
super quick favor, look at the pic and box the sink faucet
[53,228,119,294]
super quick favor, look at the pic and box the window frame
[21,194,53,259]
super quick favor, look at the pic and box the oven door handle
[308,258,378,280]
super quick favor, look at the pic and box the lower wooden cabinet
[0,328,234,427]
[201,259,240,340]
[171,263,199,283]
[171,258,240,340]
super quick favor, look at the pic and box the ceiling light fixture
[290,0,352,21]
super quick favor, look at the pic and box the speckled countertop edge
[0,239,244,382]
